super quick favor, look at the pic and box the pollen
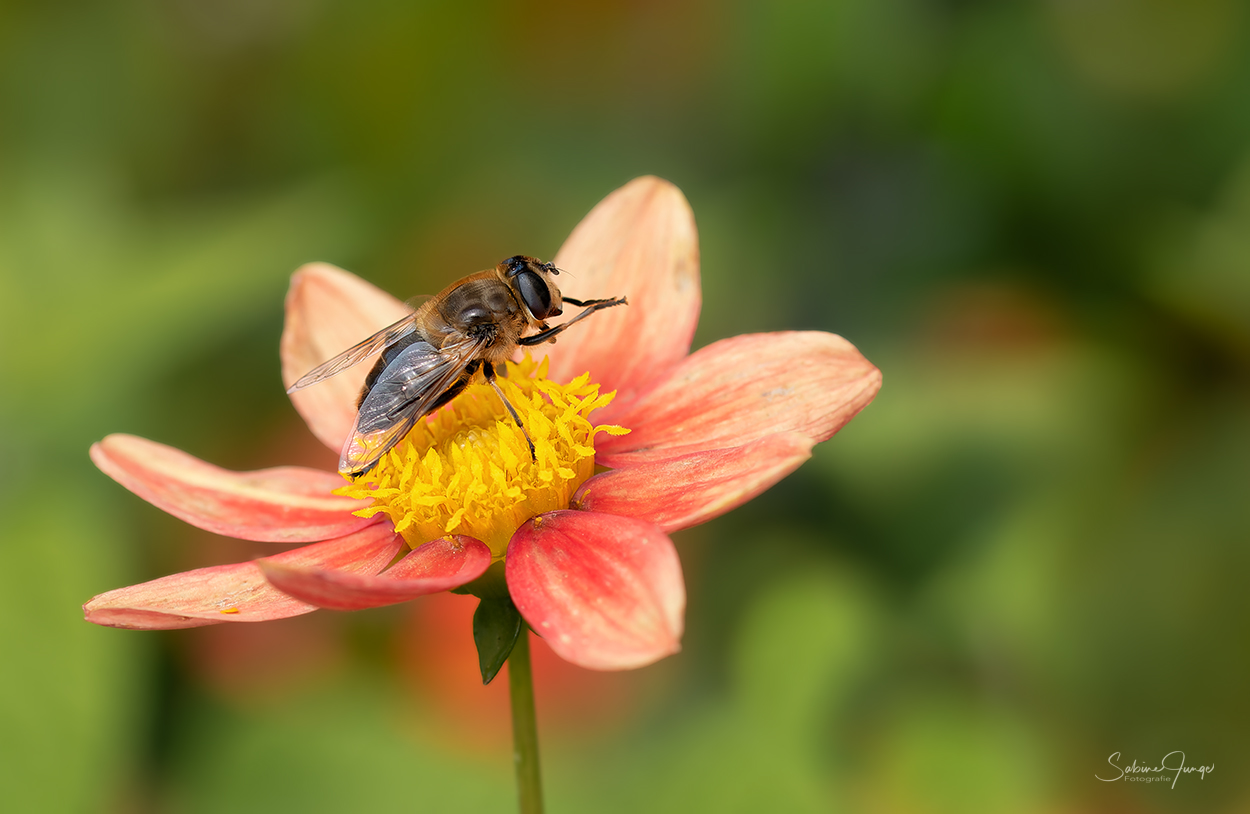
[334,356,628,558]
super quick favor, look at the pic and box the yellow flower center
[334,356,628,558]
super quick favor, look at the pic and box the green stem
[508,627,544,814]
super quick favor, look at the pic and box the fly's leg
[561,296,622,308]
[517,296,627,346]
[483,361,537,461]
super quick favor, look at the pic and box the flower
[84,177,882,670]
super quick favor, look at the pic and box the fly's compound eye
[515,270,559,319]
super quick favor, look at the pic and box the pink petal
[597,331,882,466]
[91,434,376,543]
[258,535,491,610]
[573,432,813,532]
[83,524,404,630]
[544,177,701,416]
[280,262,413,452]
[506,510,684,671]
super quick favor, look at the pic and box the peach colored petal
[544,177,701,413]
[83,524,404,630]
[573,432,813,532]
[259,535,491,610]
[506,510,684,671]
[91,434,376,543]
[281,262,413,452]
[597,331,882,466]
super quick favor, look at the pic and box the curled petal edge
[83,525,404,630]
[259,535,492,610]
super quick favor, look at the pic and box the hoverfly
[288,256,627,477]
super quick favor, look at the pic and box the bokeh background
[2,1,1248,812]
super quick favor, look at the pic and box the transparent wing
[339,333,487,476]
[287,310,424,393]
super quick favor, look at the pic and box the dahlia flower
[84,176,881,672]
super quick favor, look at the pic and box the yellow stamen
[335,356,629,558]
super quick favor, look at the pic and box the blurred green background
[2,1,1248,811]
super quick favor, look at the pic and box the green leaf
[472,597,521,685]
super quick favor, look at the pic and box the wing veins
[287,313,419,393]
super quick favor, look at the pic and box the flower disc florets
[335,356,628,558]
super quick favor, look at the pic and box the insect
[288,255,627,477]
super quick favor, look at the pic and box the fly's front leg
[483,361,537,461]
[561,296,623,308]
[518,296,628,347]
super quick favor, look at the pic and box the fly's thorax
[424,275,526,351]
[442,276,521,327]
